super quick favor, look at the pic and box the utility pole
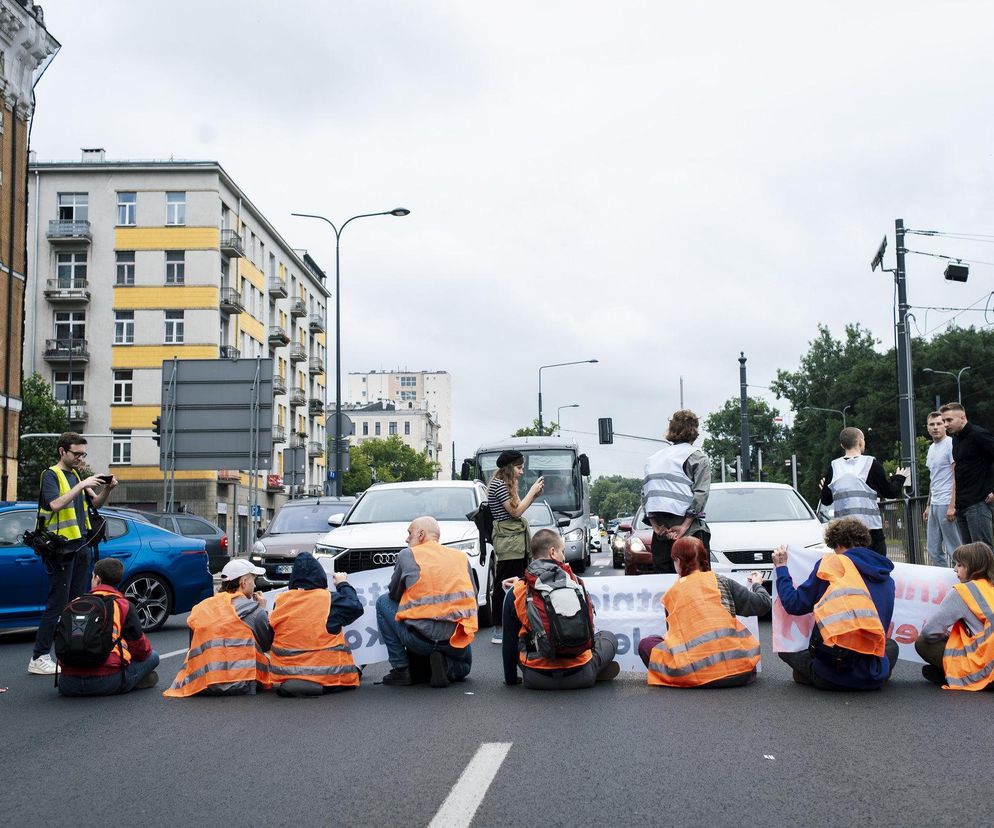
[894,219,918,497]
[738,352,751,482]
[679,376,684,409]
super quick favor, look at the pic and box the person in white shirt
[924,411,962,567]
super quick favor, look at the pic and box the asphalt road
[2,543,989,827]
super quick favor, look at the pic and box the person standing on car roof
[641,410,711,575]
[29,431,118,677]
[486,450,544,645]
[819,427,909,558]
[269,552,363,697]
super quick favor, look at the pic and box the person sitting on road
[639,537,769,687]
[57,558,160,696]
[375,516,478,688]
[773,517,899,691]
[164,559,274,698]
[270,552,363,697]
[502,528,620,689]
[915,542,994,690]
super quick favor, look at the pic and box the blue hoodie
[776,547,896,689]
[287,552,364,634]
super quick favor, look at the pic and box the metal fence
[880,496,928,565]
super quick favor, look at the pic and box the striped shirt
[486,477,513,521]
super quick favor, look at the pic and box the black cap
[496,450,524,468]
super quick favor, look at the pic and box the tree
[590,476,641,517]
[340,436,439,496]
[19,373,68,499]
[512,419,559,437]
[702,397,791,484]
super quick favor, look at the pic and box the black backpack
[54,593,124,669]
[522,559,595,659]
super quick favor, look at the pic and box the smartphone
[97,474,113,484]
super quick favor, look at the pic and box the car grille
[261,556,297,581]
[334,548,405,573]
[721,549,773,565]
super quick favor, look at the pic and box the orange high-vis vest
[270,589,360,687]
[812,553,886,657]
[395,541,479,648]
[648,571,760,687]
[512,578,593,671]
[942,578,994,692]
[163,592,272,698]
[93,587,132,665]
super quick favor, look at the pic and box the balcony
[219,287,245,314]
[268,278,288,298]
[289,343,306,363]
[289,298,307,318]
[44,338,89,363]
[218,469,241,484]
[272,375,287,395]
[44,279,90,304]
[308,314,326,333]
[307,356,323,375]
[272,424,287,443]
[307,441,323,458]
[289,433,306,449]
[66,400,87,424]
[47,219,91,244]
[219,229,245,259]
[308,398,324,417]
[220,345,240,360]
[289,387,306,407]
[268,325,290,346]
[265,473,285,492]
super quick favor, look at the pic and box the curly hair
[823,517,872,551]
[666,410,699,444]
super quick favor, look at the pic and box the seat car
[0,503,213,632]
[141,512,229,574]
[252,497,356,589]
[303,480,494,623]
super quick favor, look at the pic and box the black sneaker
[921,665,945,685]
[429,651,450,688]
[596,662,620,682]
[381,667,413,686]
[136,671,159,690]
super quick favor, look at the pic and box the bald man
[375,516,479,687]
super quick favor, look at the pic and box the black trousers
[650,525,711,574]
[521,632,618,690]
[491,558,526,629]
[778,639,899,690]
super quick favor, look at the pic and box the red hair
[671,537,710,575]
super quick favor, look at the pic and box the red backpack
[522,559,595,659]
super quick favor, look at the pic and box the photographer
[28,432,117,676]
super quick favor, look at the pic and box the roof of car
[366,480,481,490]
[710,482,796,490]
[474,435,579,452]
[281,496,356,506]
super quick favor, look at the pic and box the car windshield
[478,449,581,513]
[706,488,814,523]
[268,502,351,534]
[347,487,477,524]
[523,503,555,529]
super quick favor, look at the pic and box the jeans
[58,652,160,696]
[926,504,962,567]
[375,594,472,680]
[521,631,618,690]
[956,501,993,548]
[33,545,92,659]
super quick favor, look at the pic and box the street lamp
[291,208,411,496]
[801,405,852,428]
[556,404,579,435]
[923,366,970,403]
[538,360,597,436]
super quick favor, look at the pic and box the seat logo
[372,552,398,565]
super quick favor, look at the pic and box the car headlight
[612,537,626,549]
[253,541,265,555]
[563,528,584,542]
[314,543,346,558]
[250,555,264,564]
[629,537,646,552]
[449,539,480,556]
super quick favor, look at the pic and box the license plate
[276,564,293,575]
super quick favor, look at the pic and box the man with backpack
[502,528,620,689]
[56,558,159,696]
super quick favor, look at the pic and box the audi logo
[372,552,398,566]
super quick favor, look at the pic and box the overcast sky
[30,1,994,479]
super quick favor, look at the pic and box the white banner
[771,546,958,663]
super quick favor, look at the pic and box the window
[54,310,85,344]
[114,311,134,344]
[164,310,184,343]
[165,251,185,284]
[374,422,381,436]
[53,370,84,403]
[400,376,416,387]
[116,251,135,285]
[113,370,133,404]
[57,193,88,221]
[362,422,369,436]
[112,431,132,465]
[389,421,398,435]
[105,518,129,540]
[166,191,186,225]
[404,421,411,436]
[117,192,136,226]
[56,252,87,288]
[399,390,416,401]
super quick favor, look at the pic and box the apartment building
[344,400,441,474]
[346,369,450,474]
[0,1,58,499]
[24,151,329,553]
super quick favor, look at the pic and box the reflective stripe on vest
[828,455,882,530]
[642,442,697,517]
[512,579,593,671]
[93,587,132,665]
[395,541,479,648]
[648,571,760,687]
[163,593,271,697]
[269,589,359,686]
[943,579,994,691]
[38,465,91,541]
[812,554,886,657]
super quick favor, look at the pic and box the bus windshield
[478,449,582,515]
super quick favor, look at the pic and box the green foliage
[513,419,560,437]
[702,397,791,484]
[340,436,439,496]
[18,373,68,499]
[590,476,641,518]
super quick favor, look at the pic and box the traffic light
[598,417,614,445]
[152,416,161,447]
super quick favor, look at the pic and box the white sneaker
[490,632,503,645]
[28,654,57,675]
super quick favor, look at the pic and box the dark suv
[143,512,229,574]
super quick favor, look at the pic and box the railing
[44,278,90,301]
[289,298,307,318]
[268,278,288,297]
[219,287,244,313]
[308,398,324,416]
[219,229,245,257]
[289,343,306,362]
[880,496,928,565]
[67,400,87,421]
[289,433,306,449]
[47,219,92,241]
[308,356,324,375]
[267,325,289,345]
[289,387,306,406]
[44,338,88,360]
[272,424,287,443]
[308,314,326,333]
[219,345,240,360]
[307,441,323,457]
[272,375,287,395]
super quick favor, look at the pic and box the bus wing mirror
[460,460,473,481]
[557,517,571,528]
[578,454,590,477]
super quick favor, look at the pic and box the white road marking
[160,648,187,660]
[428,742,512,828]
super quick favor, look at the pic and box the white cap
[220,559,266,581]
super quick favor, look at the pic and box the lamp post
[556,403,579,435]
[923,366,970,403]
[802,405,852,428]
[538,360,597,436]
[291,208,410,496]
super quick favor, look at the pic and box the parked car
[141,512,229,574]
[252,496,356,589]
[587,515,602,553]
[611,516,634,568]
[0,503,213,632]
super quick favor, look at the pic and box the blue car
[0,502,214,632]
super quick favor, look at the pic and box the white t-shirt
[926,436,955,505]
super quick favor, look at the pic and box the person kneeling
[164,559,273,698]
[638,537,768,688]
[503,529,619,689]
[774,517,898,691]
[915,542,994,691]
[270,552,363,697]
[57,558,160,696]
